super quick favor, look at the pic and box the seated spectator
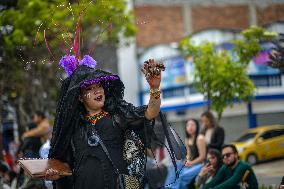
[19,123,42,158]
[196,149,223,189]
[201,111,225,151]
[165,118,206,189]
[3,170,17,189]
[204,144,258,189]
[22,111,50,141]
[0,162,9,189]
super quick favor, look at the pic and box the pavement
[253,158,284,188]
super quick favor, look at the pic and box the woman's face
[186,120,197,135]
[201,115,211,128]
[207,153,218,168]
[80,83,105,114]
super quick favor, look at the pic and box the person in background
[2,170,17,189]
[18,122,42,158]
[22,111,50,141]
[196,149,223,189]
[0,162,9,189]
[204,144,258,189]
[39,128,53,189]
[165,118,206,189]
[201,111,225,151]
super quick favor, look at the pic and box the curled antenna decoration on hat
[43,11,98,76]
[42,4,113,77]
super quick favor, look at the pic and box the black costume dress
[73,115,128,189]
[54,103,154,189]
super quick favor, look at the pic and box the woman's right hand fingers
[45,168,61,180]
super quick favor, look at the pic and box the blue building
[138,26,284,143]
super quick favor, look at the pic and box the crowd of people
[0,58,283,189]
[0,111,51,189]
[145,111,260,189]
[2,108,284,189]
[145,113,281,189]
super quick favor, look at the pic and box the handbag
[93,130,141,189]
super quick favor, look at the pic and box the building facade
[132,0,284,142]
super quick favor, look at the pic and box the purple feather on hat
[79,55,97,68]
[59,55,77,76]
[59,54,97,76]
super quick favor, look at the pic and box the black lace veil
[49,65,186,188]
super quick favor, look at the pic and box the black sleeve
[116,99,155,130]
[208,127,225,150]
[115,100,155,148]
[53,143,74,189]
[53,176,73,189]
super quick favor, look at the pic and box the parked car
[233,125,284,165]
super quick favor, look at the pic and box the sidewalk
[253,158,284,188]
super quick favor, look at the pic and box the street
[253,158,284,188]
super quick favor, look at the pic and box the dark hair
[185,118,200,145]
[201,111,218,128]
[0,163,9,173]
[34,111,46,119]
[7,171,17,182]
[222,144,238,154]
[27,122,37,130]
[207,149,223,174]
[101,79,124,114]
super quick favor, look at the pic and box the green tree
[179,26,276,120]
[0,0,136,135]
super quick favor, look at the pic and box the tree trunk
[207,90,211,111]
[14,96,29,144]
[217,111,223,123]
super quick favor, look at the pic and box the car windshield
[236,132,257,142]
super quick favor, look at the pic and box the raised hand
[141,59,165,89]
[198,163,212,176]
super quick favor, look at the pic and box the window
[271,129,284,138]
[260,131,273,140]
[260,129,284,140]
[236,133,257,142]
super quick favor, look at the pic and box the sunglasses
[222,152,234,159]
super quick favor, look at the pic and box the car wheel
[246,154,258,165]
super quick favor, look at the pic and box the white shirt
[39,140,50,158]
[205,128,214,144]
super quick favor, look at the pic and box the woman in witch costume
[41,13,186,187]
[44,52,185,189]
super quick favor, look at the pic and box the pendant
[88,133,100,146]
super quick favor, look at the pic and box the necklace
[85,111,109,125]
